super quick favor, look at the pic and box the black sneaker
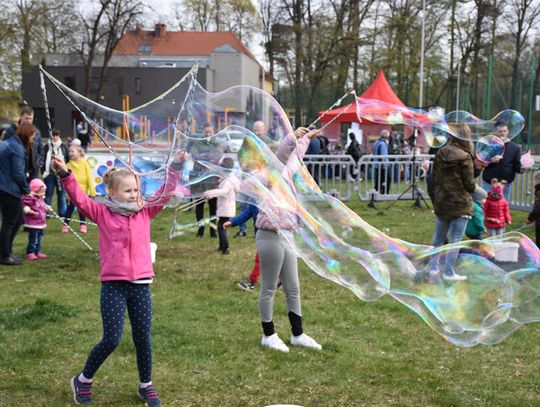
[237,279,256,291]
[0,255,22,266]
[138,385,161,406]
[233,231,247,238]
[70,376,92,405]
[222,249,230,255]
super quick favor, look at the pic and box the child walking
[54,152,185,407]
[527,172,540,247]
[224,201,260,290]
[65,145,96,233]
[22,178,52,260]
[465,187,487,240]
[484,179,511,236]
[203,157,239,254]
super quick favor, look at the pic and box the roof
[319,70,406,123]
[113,28,259,63]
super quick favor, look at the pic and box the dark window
[116,77,124,95]
[135,77,141,95]
[138,44,152,53]
[64,76,76,90]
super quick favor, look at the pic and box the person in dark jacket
[429,128,477,281]
[2,106,44,180]
[42,128,69,218]
[188,123,224,238]
[481,122,524,201]
[373,130,391,194]
[527,172,540,247]
[0,123,37,265]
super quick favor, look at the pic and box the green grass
[0,200,539,406]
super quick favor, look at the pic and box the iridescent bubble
[40,65,540,347]
[476,135,505,164]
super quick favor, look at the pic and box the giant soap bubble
[40,65,539,346]
[323,98,525,148]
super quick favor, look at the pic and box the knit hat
[71,138,82,146]
[220,157,235,169]
[29,178,46,193]
[491,186,503,195]
[472,187,487,202]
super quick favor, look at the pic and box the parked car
[215,129,247,153]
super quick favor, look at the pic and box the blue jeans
[431,216,469,276]
[44,174,66,216]
[238,201,247,234]
[27,229,44,254]
[482,180,512,201]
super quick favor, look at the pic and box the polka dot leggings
[82,281,153,383]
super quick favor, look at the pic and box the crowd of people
[0,105,537,406]
[0,107,94,266]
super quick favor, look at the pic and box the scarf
[44,139,64,178]
[103,195,143,216]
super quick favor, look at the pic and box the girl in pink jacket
[54,152,185,407]
[22,178,52,260]
[203,157,240,254]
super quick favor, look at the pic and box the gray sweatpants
[256,230,302,322]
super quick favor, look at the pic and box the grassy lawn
[0,199,539,406]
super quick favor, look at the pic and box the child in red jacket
[484,179,511,236]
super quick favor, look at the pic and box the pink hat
[491,186,503,195]
[29,178,46,192]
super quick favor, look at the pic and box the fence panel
[303,155,357,201]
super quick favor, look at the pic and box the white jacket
[204,174,240,217]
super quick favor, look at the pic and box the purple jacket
[255,134,311,232]
[22,194,48,229]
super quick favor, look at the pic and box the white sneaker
[290,333,322,350]
[261,333,289,353]
[442,273,467,282]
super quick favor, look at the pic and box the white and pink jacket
[255,134,311,232]
[204,174,240,218]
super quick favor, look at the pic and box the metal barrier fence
[303,154,539,211]
[303,155,357,201]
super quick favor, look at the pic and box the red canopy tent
[318,70,416,152]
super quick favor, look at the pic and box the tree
[506,0,540,108]
[79,0,143,100]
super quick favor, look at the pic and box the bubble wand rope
[307,89,357,131]
[46,214,97,226]
[50,209,99,258]
[178,197,206,212]
[515,222,535,232]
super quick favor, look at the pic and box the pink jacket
[205,174,240,217]
[61,170,178,282]
[255,134,311,232]
[22,194,48,229]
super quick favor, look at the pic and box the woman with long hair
[0,122,37,265]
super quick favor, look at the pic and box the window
[135,77,141,95]
[138,44,152,54]
[116,77,124,95]
[64,76,76,90]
